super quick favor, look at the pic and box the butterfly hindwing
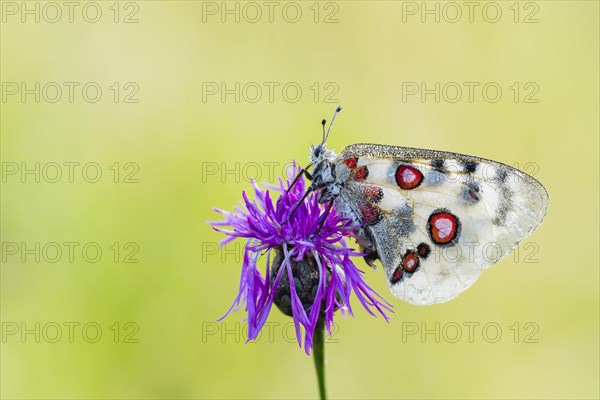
[335,144,549,305]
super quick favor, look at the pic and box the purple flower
[208,164,393,354]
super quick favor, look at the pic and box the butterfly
[297,106,549,305]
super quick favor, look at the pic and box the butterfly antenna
[323,105,342,144]
[320,119,327,145]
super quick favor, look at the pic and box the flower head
[209,164,392,354]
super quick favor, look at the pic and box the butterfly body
[308,142,548,305]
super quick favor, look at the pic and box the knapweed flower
[208,164,392,354]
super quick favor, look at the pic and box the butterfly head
[308,141,336,194]
[310,106,342,167]
[286,106,343,217]
[308,106,342,188]
[309,142,335,165]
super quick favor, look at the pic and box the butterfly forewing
[335,144,549,305]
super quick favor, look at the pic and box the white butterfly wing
[336,144,548,305]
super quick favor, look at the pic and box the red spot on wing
[392,249,424,285]
[428,211,460,245]
[391,266,403,284]
[401,251,420,273]
[343,157,358,169]
[417,243,431,259]
[359,203,381,225]
[362,185,383,203]
[395,165,423,190]
[353,166,369,181]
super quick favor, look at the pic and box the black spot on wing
[463,161,478,173]
[462,179,481,204]
[495,168,508,183]
[491,167,512,224]
[493,185,512,225]
[431,159,445,173]
[425,159,447,186]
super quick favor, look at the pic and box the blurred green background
[1,1,598,399]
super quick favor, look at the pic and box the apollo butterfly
[298,106,549,305]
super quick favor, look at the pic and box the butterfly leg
[285,183,317,222]
[315,200,334,236]
[286,167,313,193]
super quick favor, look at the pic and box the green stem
[313,319,327,400]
